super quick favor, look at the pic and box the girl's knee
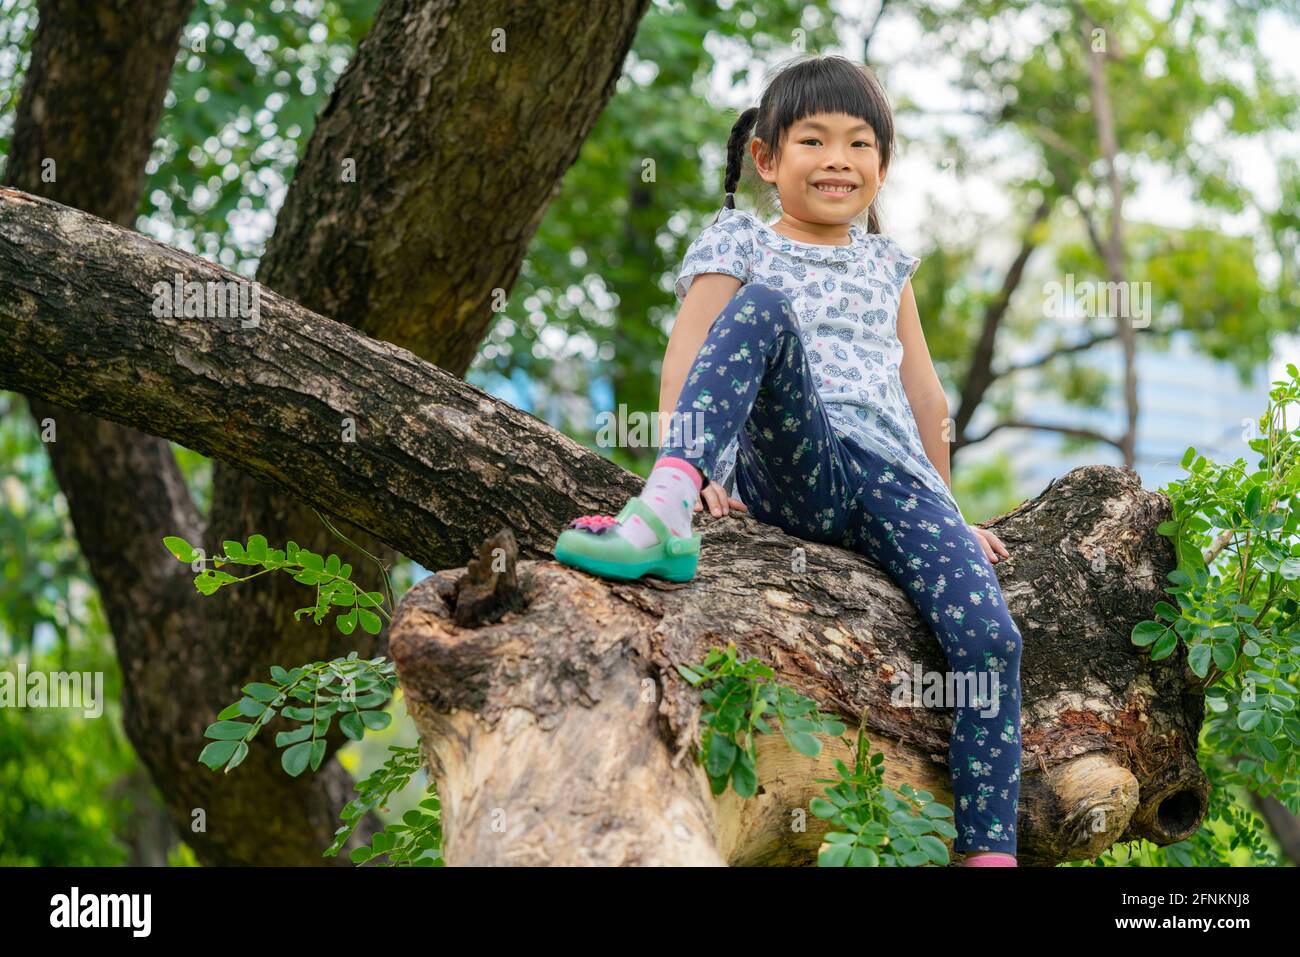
[734,281,797,332]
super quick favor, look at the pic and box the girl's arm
[899,280,1009,562]
[897,279,954,491]
[657,272,743,442]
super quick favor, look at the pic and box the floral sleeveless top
[673,204,963,519]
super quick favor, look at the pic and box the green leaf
[784,729,821,757]
[336,607,358,635]
[819,843,852,867]
[309,739,326,771]
[339,712,365,740]
[1131,621,1167,647]
[350,846,373,864]
[246,534,269,562]
[204,720,252,740]
[849,846,881,867]
[731,753,757,797]
[1154,601,1180,622]
[226,742,250,772]
[917,834,949,865]
[809,797,839,819]
[194,573,222,596]
[675,664,705,684]
[282,741,312,776]
[199,739,240,769]
[1236,710,1264,732]
[243,682,281,703]
[705,734,737,778]
[1150,629,1179,660]
[275,726,313,747]
[360,710,392,731]
[216,701,244,720]
[1155,520,1180,536]
[223,540,246,561]
[1188,643,1212,678]
[163,535,198,562]
[357,609,382,635]
[1212,642,1237,672]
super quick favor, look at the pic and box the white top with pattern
[673,204,963,519]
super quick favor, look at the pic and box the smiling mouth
[813,183,857,194]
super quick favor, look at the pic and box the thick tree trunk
[2,0,649,863]
[389,467,1209,866]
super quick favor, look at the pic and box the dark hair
[722,55,896,234]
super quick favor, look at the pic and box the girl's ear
[751,137,777,184]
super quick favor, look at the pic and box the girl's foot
[553,457,704,583]
[612,457,701,547]
[961,852,1017,867]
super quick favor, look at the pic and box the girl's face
[751,110,884,229]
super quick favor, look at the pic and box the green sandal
[553,498,701,583]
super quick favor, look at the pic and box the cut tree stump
[389,465,1209,866]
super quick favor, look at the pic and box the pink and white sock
[962,852,1017,867]
[614,456,702,548]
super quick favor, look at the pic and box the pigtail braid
[723,107,759,208]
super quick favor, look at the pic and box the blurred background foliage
[1,0,1297,864]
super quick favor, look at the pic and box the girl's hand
[970,525,1010,564]
[696,482,748,518]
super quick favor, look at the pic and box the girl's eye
[800,138,874,148]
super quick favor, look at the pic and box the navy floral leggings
[659,282,1023,855]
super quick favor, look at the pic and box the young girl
[553,55,1022,866]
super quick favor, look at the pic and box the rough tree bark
[0,189,640,569]
[0,191,1209,866]
[389,469,1209,867]
[2,0,650,863]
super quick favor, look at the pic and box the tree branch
[995,324,1156,377]
[0,189,639,572]
[963,417,1124,450]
